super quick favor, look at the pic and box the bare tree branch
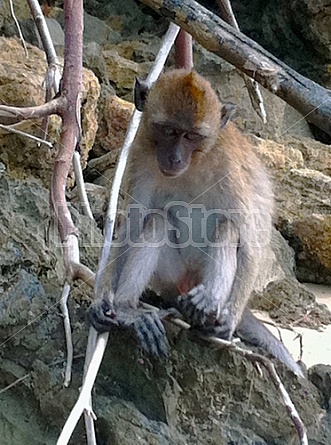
[175,29,193,70]
[217,0,267,123]
[0,123,53,146]
[50,0,83,245]
[9,0,28,57]
[0,98,63,125]
[26,0,59,67]
[139,0,331,136]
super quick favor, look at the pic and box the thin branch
[72,151,94,220]
[0,374,30,395]
[9,0,28,57]
[50,0,83,245]
[60,282,73,387]
[139,0,331,136]
[152,311,307,445]
[56,333,108,445]
[203,336,308,444]
[27,0,62,138]
[217,0,267,123]
[0,98,63,125]
[0,123,53,147]
[26,0,58,66]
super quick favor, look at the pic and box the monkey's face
[152,122,207,177]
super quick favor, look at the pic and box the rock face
[255,136,331,284]
[231,0,331,88]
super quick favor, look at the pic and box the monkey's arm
[88,214,169,357]
[178,219,241,334]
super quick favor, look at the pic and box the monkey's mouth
[160,167,185,178]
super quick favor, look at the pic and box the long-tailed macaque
[89,69,303,376]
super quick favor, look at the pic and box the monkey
[89,69,303,377]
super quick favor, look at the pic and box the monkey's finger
[177,295,208,327]
[87,300,119,333]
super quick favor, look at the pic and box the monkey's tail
[236,309,304,378]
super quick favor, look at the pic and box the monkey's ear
[220,104,236,129]
[134,78,150,111]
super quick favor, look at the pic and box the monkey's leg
[177,220,239,331]
[88,213,169,357]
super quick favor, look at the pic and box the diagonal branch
[139,0,331,136]
[0,98,63,125]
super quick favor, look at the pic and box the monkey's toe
[134,312,168,358]
[207,310,236,341]
[88,302,168,357]
[88,299,119,332]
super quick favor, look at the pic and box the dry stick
[0,374,30,395]
[60,282,73,387]
[216,0,267,123]
[0,99,62,125]
[56,23,181,445]
[26,0,58,67]
[175,29,193,70]
[9,0,28,57]
[72,151,94,220]
[27,0,62,139]
[139,0,331,136]
[0,123,53,147]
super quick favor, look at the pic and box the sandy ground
[255,283,331,368]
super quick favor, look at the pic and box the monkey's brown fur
[89,70,302,377]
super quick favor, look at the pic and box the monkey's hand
[88,299,168,357]
[177,285,236,340]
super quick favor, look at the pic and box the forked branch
[139,0,331,135]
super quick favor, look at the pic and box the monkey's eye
[183,132,204,142]
[163,127,177,137]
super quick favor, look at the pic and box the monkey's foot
[177,286,235,341]
[88,300,168,357]
[177,284,219,327]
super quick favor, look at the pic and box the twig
[0,374,30,395]
[60,282,73,387]
[72,151,94,220]
[217,0,267,123]
[56,333,108,445]
[26,0,58,67]
[9,0,28,57]
[0,123,53,147]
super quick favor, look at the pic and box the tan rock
[96,95,134,154]
[0,37,100,186]
[255,136,331,283]
[102,48,149,91]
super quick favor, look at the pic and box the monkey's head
[135,70,227,178]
